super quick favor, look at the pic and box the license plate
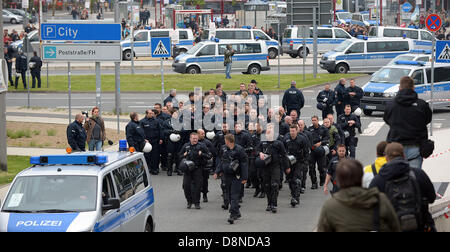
[365,105,377,110]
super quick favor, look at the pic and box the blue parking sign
[436,41,450,63]
[151,37,171,58]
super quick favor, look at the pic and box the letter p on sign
[45,25,57,39]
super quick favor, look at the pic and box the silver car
[2,9,23,24]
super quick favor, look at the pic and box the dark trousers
[248,157,258,189]
[183,167,203,205]
[336,103,345,118]
[31,71,41,88]
[309,147,326,184]
[159,142,168,170]
[301,158,310,189]
[168,140,182,172]
[202,168,210,194]
[345,136,357,158]
[223,174,242,216]
[144,142,160,173]
[322,108,334,120]
[255,158,265,194]
[7,62,13,86]
[14,71,26,89]
[287,161,305,200]
[263,164,280,207]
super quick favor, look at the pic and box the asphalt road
[6,73,450,231]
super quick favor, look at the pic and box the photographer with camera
[83,107,106,151]
[179,132,212,210]
[338,105,361,158]
[283,124,309,207]
[214,134,248,224]
[256,123,288,213]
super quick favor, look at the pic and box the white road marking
[360,122,385,136]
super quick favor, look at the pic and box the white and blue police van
[352,11,379,26]
[335,10,353,25]
[282,25,354,58]
[368,26,433,50]
[201,27,280,59]
[387,49,431,65]
[172,39,270,75]
[0,141,156,232]
[320,37,415,73]
[121,28,194,60]
[361,61,450,116]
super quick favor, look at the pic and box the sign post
[0,3,7,172]
[151,37,171,102]
[299,25,309,82]
[425,14,442,136]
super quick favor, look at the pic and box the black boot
[259,192,266,198]
[203,193,208,203]
[311,183,318,190]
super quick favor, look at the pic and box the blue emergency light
[119,140,128,152]
[321,25,332,28]
[336,10,348,13]
[394,60,426,66]
[356,35,368,40]
[30,155,108,166]
[409,49,432,54]
[242,26,252,29]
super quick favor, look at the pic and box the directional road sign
[425,14,442,32]
[41,23,122,41]
[151,37,171,58]
[436,41,450,63]
[42,44,122,61]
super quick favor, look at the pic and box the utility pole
[0,3,8,171]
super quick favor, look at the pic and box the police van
[387,49,431,65]
[0,141,156,232]
[121,28,194,60]
[282,26,353,58]
[172,39,270,75]
[201,27,280,59]
[320,37,414,73]
[368,26,433,50]
[361,61,450,116]
[352,11,379,26]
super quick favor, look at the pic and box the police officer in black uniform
[334,78,347,117]
[141,109,164,175]
[214,134,248,224]
[67,113,87,152]
[247,122,262,197]
[256,123,288,213]
[284,124,309,207]
[14,51,28,89]
[282,81,305,117]
[4,48,13,87]
[162,110,181,176]
[233,122,251,202]
[155,103,171,171]
[338,105,360,158]
[213,122,232,209]
[197,129,217,203]
[317,83,335,120]
[307,116,330,189]
[179,132,211,209]
[125,112,147,152]
[297,120,313,194]
[29,51,42,88]
[345,79,364,133]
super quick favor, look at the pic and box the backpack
[384,169,422,232]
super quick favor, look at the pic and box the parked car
[6,8,37,23]
[2,9,23,24]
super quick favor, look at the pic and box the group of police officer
[124,78,364,224]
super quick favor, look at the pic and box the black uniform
[256,139,287,212]
[234,130,251,196]
[282,86,305,117]
[307,125,330,188]
[298,129,313,192]
[334,83,347,117]
[199,138,217,201]
[179,142,211,207]
[66,120,87,152]
[213,129,230,207]
[29,55,42,88]
[4,52,13,86]
[140,117,164,174]
[345,85,364,132]
[215,144,248,221]
[317,89,335,119]
[247,131,262,197]
[157,113,171,172]
[338,113,361,158]
[125,120,146,152]
[14,53,27,89]
[326,156,341,194]
[283,133,309,206]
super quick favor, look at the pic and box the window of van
[334,29,351,39]
[150,31,170,37]
[219,44,239,55]
[426,67,450,83]
[368,27,377,36]
[404,30,418,39]
[346,42,364,54]
[197,44,215,56]
[317,29,332,38]
[240,43,262,54]
[367,41,409,52]
[412,69,424,85]
[284,29,292,38]
[383,29,403,37]
[112,159,148,202]
[420,31,432,41]
[179,31,189,40]
[254,31,270,40]
[134,32,148,42]
[216,30,251,40]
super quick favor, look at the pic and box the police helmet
[354,108,362,117]
[143,142,153,153]
[170,133,181,142]
[206,131,215,140]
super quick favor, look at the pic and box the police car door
[196,44,218,71]
[94,173,122,232]
[411,68,429,102]
[133,31,150,57]
[425,66,450,105]
[317,29,333,53]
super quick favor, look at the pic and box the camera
[82,111,89,118]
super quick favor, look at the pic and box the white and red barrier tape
[427,99,450,102]
[427,148,450,159]
[444,206,450,219]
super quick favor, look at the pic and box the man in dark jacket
[338,105,361,158]
[369,142,436,232]
[141,109,164,175]
[198,129,217,203]
[345,79,364,133]
[308,116,330,189]
[14,51,27,89]
[383,76,432,169]
[317,83,335,120]
[4,47,13,87]
[334,78,347,117]
[125,112,147,152]
[67,114,87,152]
[282,81,305,117]
[29,51,42,88]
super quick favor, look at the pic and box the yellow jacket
[362,157,387,188]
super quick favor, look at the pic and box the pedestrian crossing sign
[436,41,450,63]
[151,37,171,58]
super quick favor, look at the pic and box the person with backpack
[362,141,388,188]
[369,142,436,232]
[317,159,401,232]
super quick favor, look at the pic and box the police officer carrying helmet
[125,112,147,152]
[345,79,364,134]
[14,51,27,89]
[256,123,288,213]
[197,129,217,203]
[214,134,248,224]
[282,81,305,117]
[179,132,212,210]
[164,109,182,176]
[141,109,164,175]
[317,83,335,120]
[297,120,313,194]
[308,116,330,189]
[283,124,309,207]
[67,113,87,152]
[338,105,360,158]
[29,51,42,88]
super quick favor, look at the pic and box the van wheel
[247,64,261,75]
[335,63,349,74]
[123,50,133,61]
[289,53,298,58]
[363,109,373,116]
[298,47,309,58]
[268,49,278,59]
[186,66,200,74]
[11,18,18,24]
[145,219,154,232]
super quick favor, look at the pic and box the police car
[387,49,431,65]
[361,61,450,116]
[335,10,353,25]
[368,26,433,50]
[0,141,156,232]
[352,11,379,26]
